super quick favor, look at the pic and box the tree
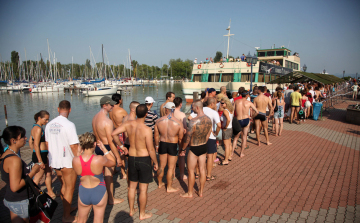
[214,51,223,63]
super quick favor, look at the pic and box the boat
[83,86,118,97]
[182,22,300,102]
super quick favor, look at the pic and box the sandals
[195,173,199,179]
[206,176,216,181]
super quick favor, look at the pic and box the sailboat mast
[223,19,234,59]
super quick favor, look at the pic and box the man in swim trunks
[92,96,124,205]
[45,100,80,222]
[235,91,259,157]
[180,100,212,198]
[112,104,159,220]
[109,94,128,178]
[253,86,273,146]
[173,97,188,180]
[160,91,175,117]
[154,102,184,192]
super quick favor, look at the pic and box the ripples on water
[0,83,189,139]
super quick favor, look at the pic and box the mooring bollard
[193,92,198,101]
[4,105,8,127]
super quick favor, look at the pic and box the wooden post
[193,92,198,101]
[4,105,8,127]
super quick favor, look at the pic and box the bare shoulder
[156,116,167,124]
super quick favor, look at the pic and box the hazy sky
[0,0,359,77]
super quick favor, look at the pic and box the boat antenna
[223,19,234,60]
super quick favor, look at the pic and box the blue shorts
[206,139,217,154]
[95,144,111,156]
[4,198,29,219]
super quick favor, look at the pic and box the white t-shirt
[308,90,315,104]
[45,115,79,169]
[203,107,221,140]
[220,109,233,129]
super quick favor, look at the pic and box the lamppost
[343,70,345,79]
[303,64,307,72]
[356,72,358,81]
[246,52,258,92]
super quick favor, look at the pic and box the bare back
[92,110,113,144]
[155,116,184,144]
[254,94,272,113]
[174,110,187,129]
[235,99,257,120]
[124,120,154,157]
[73,155,105,188]
[186,114,212,146]
[109,105,128,128]
[122,114,136,145]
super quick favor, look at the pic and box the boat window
[241,74,255,82]
[221,74,233,82]
[264,74,270,83]
[275,51,284,56]
[258,52,266,57]
[267,51,275,56]
[208,74,220,82]
[193,74,201,82]
[258,74,264,82]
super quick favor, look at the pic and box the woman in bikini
[273,92,286,136]
[30,110,56,198]
[73,132,116,223]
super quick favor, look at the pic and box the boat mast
[47,39,53,81]
[223,19,234,60]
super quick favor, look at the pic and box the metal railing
[321,85,352,113]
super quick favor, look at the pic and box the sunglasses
[220,102,225,104]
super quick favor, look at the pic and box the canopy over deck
[266,71,345,85]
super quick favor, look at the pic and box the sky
[0,0,360,77]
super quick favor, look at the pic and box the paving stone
[309,210,319,217]
[344,219,354,223]
[325,214,335,222]
[335,213,345,221]
[345,212,354,220]
[279,213,290,220]
[277,219,286,223]
[219,220,229,223]
[318,209,328,216]
[172,218,181,223]
[209,221,218,223]
[269,214,280,221]
[160,219,170,223]
[238,217,249,223]
[229,219,239,223]
[296,219,306,223]
[299,211,309,219]
[307,216,316,223]
[289,212,300,220]
[328,208,337,215]
[258,215,270,222]
[248,216,259,223]
[315,215,326,223]
[346,205,355,213]
[337,207,346,214]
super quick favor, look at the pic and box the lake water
[0,83,189,140]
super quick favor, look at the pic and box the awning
[266,71,345,84]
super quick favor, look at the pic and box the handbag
[26,175,58,223]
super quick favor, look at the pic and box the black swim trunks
[128,156,153,184]
[189,144,207,156]
[238,118,250,128]
[158,141,178,156]
[206,139,217,154]
[254,112,267,121]
[95,144,111,156]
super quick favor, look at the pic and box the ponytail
[34,110,50,122]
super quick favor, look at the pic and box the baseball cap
[241,91,249,97]
[145,96,155,103]
[100,96,116,106]
[164,102,175,109]
[208,88,216,93]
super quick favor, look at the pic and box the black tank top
[32,124,46,143]
[0,154,32,201]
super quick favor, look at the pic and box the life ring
[219,63,224,68]
[246,63,251,67]
[197,65,201,69]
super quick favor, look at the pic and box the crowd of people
[0,79,357,222]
